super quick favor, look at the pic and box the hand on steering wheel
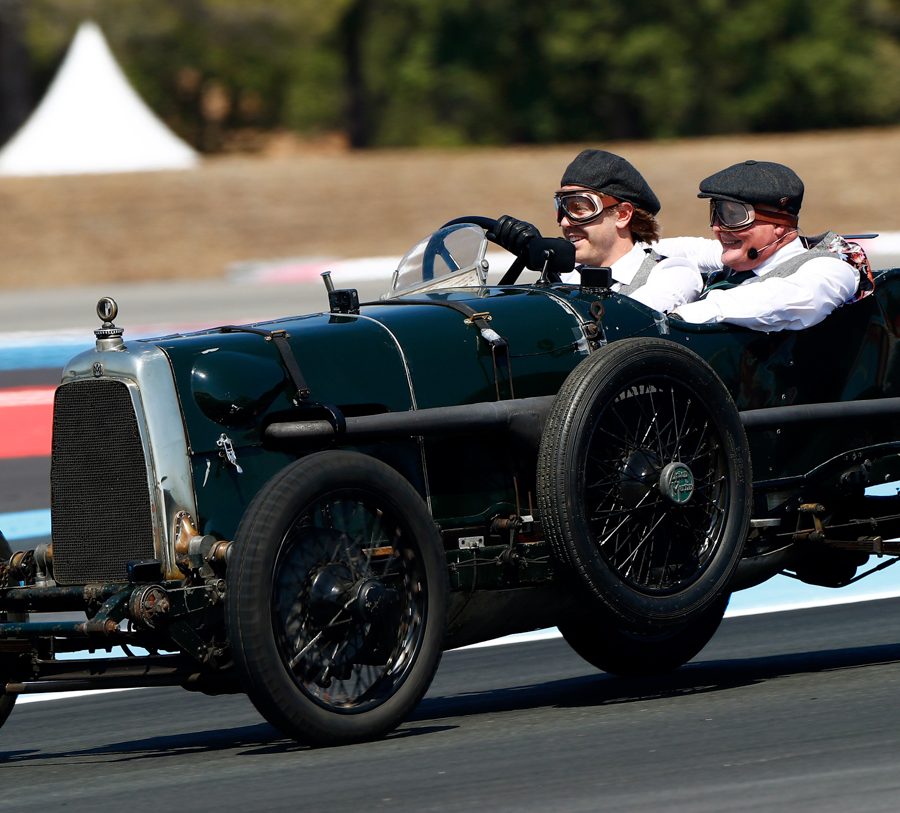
[487,215,542,258]
[440,215,575,284]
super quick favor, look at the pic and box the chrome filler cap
[94,296,125,350]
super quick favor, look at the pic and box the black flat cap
[560,149,661,215]
[698,160,804,214]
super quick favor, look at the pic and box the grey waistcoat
[754,231,839,280]
[617,248,662,295]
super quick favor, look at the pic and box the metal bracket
[216,434,243,474]
[463,312,492,325]
[794,502,826,542]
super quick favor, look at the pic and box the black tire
[559,593,730,676]
[0,531,23,728]
[537,338,751,627]
[226,450,448,747]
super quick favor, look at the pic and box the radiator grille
[51,379,155,584]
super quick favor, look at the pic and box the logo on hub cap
[659,462,695,504]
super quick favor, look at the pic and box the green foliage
[14,0,900,150]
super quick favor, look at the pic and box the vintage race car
[2,218,899,745]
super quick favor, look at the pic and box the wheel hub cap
[355,579,399,624]
[658,461,695,505]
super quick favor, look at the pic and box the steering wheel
[420,222,471,283]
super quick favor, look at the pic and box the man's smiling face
[713,220,780,272]
[557,185,624,267]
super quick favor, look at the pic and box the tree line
[2,0,899,151]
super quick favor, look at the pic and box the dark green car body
[160,287,651,540]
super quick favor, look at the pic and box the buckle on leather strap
[463,311,492,325]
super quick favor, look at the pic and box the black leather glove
[488,215,541,257]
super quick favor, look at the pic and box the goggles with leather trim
[709,199,798,231]
[554,190,620,224]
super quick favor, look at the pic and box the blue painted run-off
[0,340,92,372]
[2,509,51,541]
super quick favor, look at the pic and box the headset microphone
[746,229,798,261]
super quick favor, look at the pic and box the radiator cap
[95,296,125,350]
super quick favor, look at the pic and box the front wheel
[226,451,448,747]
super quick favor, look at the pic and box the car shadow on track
[0,722,278,764]
[412,641,900,722]
[5,642,900,762]
[0,721,459,763]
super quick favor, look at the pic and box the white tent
[0,21,197,176]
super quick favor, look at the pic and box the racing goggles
[709,199,798,231]
[554,190,620,224]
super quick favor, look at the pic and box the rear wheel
[226,451,448,746]
[538,338,751,627]
[559,593,730,676]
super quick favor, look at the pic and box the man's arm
[672,256,858,332]
[655,236,724,272]
[629,257,703,312]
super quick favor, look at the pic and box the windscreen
[386,224,488,297]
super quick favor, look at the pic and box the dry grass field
[1,126,899,290]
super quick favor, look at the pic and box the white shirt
[561,242,702,313]
[656,236,724,273]
[658,236,859,332]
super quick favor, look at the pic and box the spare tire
[537,337,751,627]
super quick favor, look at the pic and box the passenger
[663,160,860,332]
[490,149,702,313]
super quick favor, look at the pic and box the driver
[490,149,702,313]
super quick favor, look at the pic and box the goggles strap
[751,208,799,228]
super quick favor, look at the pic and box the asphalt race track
[4,598,900,812]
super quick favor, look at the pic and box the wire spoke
[619,510,668,579]
[583,375,731,593]
[272,493,425,711]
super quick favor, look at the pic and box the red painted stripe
[0,387,54,459]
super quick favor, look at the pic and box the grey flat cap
[560,149,661,215]
[698,160,804,214]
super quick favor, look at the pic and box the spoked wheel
[559,593,730,677]
[538,338,751,627]
[227,451,448,747]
